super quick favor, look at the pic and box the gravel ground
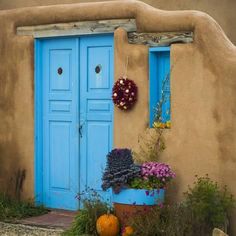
[0,222,64,236]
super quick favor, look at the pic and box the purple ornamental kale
[102,148,140,193]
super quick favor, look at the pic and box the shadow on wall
[0,141,26,200]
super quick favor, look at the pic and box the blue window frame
[149,47,170,127]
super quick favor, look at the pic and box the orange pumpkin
[122,226,134,236]
[96,213,120,236]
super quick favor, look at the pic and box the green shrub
[0,193,47,221]
[183,175,235,234]
[129,176,235,236]
[129,204,193,236]
[129,206,162,236]
[64,198,111,236]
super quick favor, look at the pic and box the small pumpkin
[96,213,120,236]
[122,226,134,236]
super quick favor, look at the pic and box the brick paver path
[0,210,77,235]
[20,210,76,229]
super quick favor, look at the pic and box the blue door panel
[88,46,111,90]
[49,101,71,113]
[50,50,71,91]
[41,38,79,210]
[87,123,111,188]
[87,100,111,112]
[36,34,113,210]
[49,121,71,189]
[80,35,114,205]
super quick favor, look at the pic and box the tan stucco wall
[0,0,236,45]
[0,0,236,232]
[114,27,221,187]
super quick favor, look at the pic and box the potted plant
[102,148,175,225]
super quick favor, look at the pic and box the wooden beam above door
[16,18,193,46]
[16,19,137,38]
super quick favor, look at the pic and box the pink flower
[140,162,175,187]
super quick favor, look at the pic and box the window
[149,47,170,128]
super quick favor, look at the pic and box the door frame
[34,34,114,206]
[34,38,44,205]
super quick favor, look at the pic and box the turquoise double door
[38,35,114,210]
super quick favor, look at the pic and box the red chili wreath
[112,76,138,110]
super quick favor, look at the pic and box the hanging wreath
[112,76,138,110]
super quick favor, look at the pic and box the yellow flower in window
[153,121,171,129]
[166,121,171,128]
[153,121,165,129]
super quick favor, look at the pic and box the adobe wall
[0,0,236,45]
[0,0,236,232]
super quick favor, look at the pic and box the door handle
[78,121,85,138]
[79,124,83,138]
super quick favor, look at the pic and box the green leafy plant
[184,175,235,234]
[129,203,194,236]
[129,205,162,236]
[158,203,194,236]
[129,176,235,236]
[0,193,47,222]
[129,177,169,190]
[128,177,153,190]
[64,194,111,236]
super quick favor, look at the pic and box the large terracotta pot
[112,188,165,226]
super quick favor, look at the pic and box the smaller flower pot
[112,188,165,226]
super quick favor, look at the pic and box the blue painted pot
[112,188,165,226]
[112,188,165,206]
